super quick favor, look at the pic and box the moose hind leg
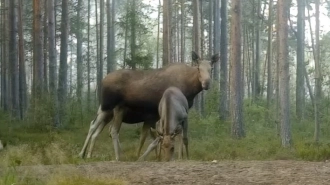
[110,107,124,161]
[86,119,108,158]
[137,123,150,158]
[79,108,109,158]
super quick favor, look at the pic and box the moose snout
[202,80,211,90]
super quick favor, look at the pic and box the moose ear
[191,51,200,62]
[211,53,220,64]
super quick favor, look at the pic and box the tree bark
[9,0,19,117]
[219,0,228,120]
[87,0,91,109]
[213,0,220,81]
[33,0,44,101]
[296,0,305,123]
[163,0,171,66]
[266,0,273,111]
[254,0,261,100]
[230,0,244,138]
[314,0,321,143]
[58,0,69,124]
[76,0,83,100]
[277,0,292,147]
[43,0,48,93]
[18,0,27,119]
[193,0,201,113]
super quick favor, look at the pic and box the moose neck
[184,66,203,105]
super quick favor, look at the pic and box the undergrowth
[1,87,330,183]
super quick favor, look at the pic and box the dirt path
[10,160,330,184]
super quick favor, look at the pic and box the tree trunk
[156,0,161,68]
[110,0,116,71]
[230,0,244,138]
[130,0,136,69]
[58,0,69,125]
[87,0,91,109]
[296,0,305,123]
[99,0,104,97]
[254,0,261,100]
[163,0,171,66]
[180,0,185,63]
[76,0,83,101]
[314,0,321,143]
[219,0,228,120]
[266,0,273,111]
[277,0,292,147]
[193,0,201,114]
[48,0,59,126]
[33,0,44,102]
[9,0,19,117]
[213,0,220,81]
[18,0,27,119]
[95,0,100,103]
[43,0,48,93]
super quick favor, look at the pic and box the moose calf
[138,86,189,161]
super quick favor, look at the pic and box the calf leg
[177,132,183,160]
[110,107,124,161]
[79,107,110,158]
[182,118,189,159]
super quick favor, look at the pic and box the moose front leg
[137,137,161,161]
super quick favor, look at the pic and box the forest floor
[6,160,330,185]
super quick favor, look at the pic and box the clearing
[9,160,330,185]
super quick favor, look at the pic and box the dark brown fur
[79,52,219,160]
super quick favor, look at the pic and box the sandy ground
[7,160,330,185]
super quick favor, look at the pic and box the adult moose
[79,51,219,161]
[138,86,189,162]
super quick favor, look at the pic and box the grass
[1,90,330,183]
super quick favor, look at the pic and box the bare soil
[9,160,330,185]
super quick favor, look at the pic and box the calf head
[192,51,220,90]
[151,124,182,161]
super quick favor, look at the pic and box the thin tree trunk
[9,0,19,117]
[193,0,201,114]
[33,0,44,102]
[43,0,48,93]
[123,3,128,68]
[76,0,83,101]
[314,0,321,143]
[95,0,100,103]
[230,0,244,138]
[99,0,104,96]
[296,0,305,123]
[163,0,171,66]
[254,0,261,100]
[304,63,314,105]
[156,0,161,68]
[87,0,91,109]
[48,0,59,126]
[110,0,116,71]
[213,0,220,81]
[277,0,292,147]
[130,0,136,69]
[180,0,185,63]
[18,0,27,119]
[219,0,228,120]
[266,0,273,111]
[58,0,69,125]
